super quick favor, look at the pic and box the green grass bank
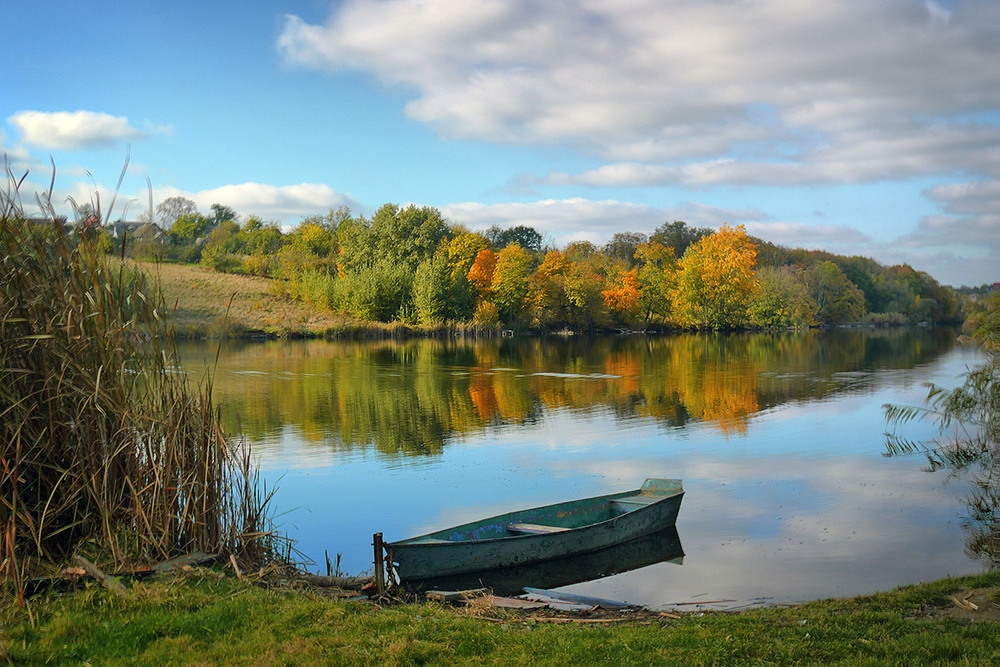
[3,570,999,665]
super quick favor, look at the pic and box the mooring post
[373,532,385,595]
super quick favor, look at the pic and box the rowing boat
[387,478,683,581]
[402,525,684,595]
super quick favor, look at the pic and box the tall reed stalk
[1,162,278,600]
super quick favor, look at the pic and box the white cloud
[742,221,870,249]
[279,0,1000,185]
[8,110,146,150]
[0,130,33,167]
[148,182,360,225]
[14,176,359,228]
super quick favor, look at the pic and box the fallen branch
[73,556,127,598]
[297,573,372,590]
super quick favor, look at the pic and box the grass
[146,261,498,339]
[2,570,999,665]
[143,261,354,337]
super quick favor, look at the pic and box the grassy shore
[3,570,999,665]
[145,261,493,339]
[142,261,354,337]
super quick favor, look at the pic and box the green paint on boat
[387,478,684,580]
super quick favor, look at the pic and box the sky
[3,0,998,287]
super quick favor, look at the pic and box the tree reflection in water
[179,326,959,459]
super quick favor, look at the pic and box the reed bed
[1,167,278,602]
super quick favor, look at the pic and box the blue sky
[3,0,998,286]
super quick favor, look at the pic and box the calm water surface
[179,328,987,609]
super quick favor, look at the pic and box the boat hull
[403,525,684,596]
[387,479,683,581]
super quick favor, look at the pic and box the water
[179,327,988,609]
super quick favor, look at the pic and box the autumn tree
[444,232,489,320]
[491,244,535,323]
[563,256,611,329]
[602,269,643,325]
[673,224,759,329]
[467,249,497,301]
[529,249,573,327]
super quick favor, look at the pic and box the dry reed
[0,161,279,602]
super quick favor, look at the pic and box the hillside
[139,261,352,337]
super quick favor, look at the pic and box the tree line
[109,196,966,331]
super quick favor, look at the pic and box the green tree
[413,253,452,324]
[604,232,648,267]
[651,220,711,258]
[200,220,242,272]
[210,203,238,226]
[749,266,818,328]
[634,241,677,324]
[885,297,999,564]
[486,224,543,251]
[806,261,865,324]
[170,212,213,243]
[372,204,450,270]
[332,258,413,322]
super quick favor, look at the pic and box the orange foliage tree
[467,249,497,300]
[602,269,643,324]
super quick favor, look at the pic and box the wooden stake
[373,532,385,596]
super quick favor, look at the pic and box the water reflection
[175,328,989,606]
[179,326,961,458]
[402,526,684,597]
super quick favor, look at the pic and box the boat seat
[507,522,569,535]
[610,495,660,511]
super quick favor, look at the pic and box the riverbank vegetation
[3,568,999,664]
[885,290,1000,565]
[106,197,972,334]
[0,177,279,601]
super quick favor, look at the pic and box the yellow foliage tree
[672,224,759,329]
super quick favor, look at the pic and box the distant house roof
[24,215,70,227]
[107,220,146,238]
[108,221,168,244]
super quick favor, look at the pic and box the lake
[179,327,989,609]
